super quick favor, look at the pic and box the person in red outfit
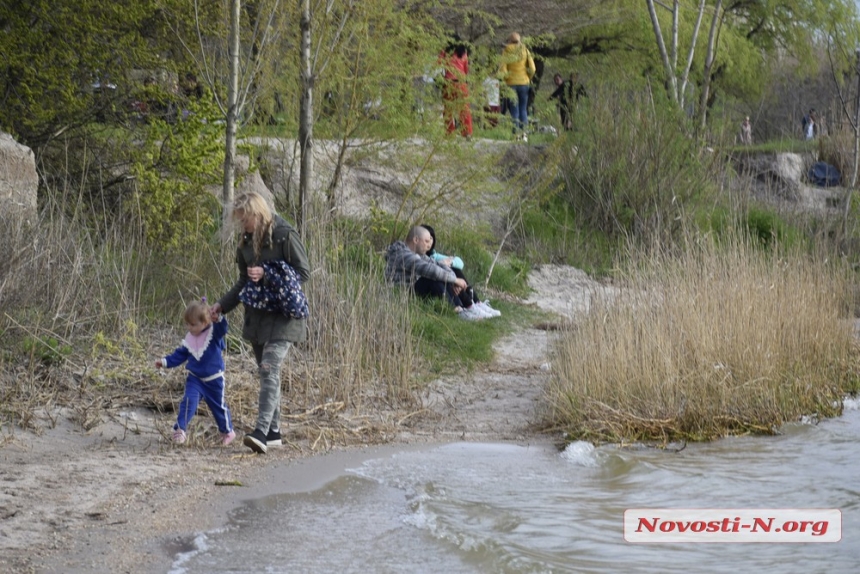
[440,44,473,137]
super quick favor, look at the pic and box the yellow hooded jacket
[499,42,535,87]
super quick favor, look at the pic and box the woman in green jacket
[211,191,311,454]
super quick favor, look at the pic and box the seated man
[384,225,485,320]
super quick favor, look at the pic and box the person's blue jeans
[509,84,530,133]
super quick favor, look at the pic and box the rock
[0,131,38,215]
[233,155,274,205]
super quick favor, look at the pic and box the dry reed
[545,233,857,442]
[0,205,420,445]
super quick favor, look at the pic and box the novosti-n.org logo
[624,509,841,543]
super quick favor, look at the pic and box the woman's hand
[247,266,264,282]
[440,257,454,267]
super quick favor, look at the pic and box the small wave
[167,532,211,574]
[560,441,599,467]
[843,396,860,411]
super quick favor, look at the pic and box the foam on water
[559,440,598,466]
[167,531,210,574]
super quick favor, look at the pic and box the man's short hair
[406,225,428,243]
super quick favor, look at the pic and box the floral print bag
[238,260,310,319]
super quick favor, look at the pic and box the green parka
[218,215,311,344]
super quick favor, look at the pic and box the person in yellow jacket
[498,32,536,141]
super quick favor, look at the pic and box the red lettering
[752,517,773,532]
[706,520,721,532]
[636,518,658,533]
[659,522,675,532]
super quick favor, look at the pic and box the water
[171,400,860,573]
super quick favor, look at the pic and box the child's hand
[155,359,164,368]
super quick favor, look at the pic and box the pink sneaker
[221,430,236,446]
[172,428,187,444]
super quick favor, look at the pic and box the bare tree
[298,0,313,232]
[224,0,241,226]
[645,0,707,111]
[697,0,723,130]
[167,0,286,226]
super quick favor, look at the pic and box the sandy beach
[0,265,603,574]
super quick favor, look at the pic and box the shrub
[558,85,721,245]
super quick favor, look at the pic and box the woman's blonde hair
[183,300,211,327]
[233,192,273,259]
[507,32,521,44]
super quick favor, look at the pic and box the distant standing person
[441,44,473,138]
[210,192,311,455]
[482,76,501,127]
[498,32,536,142]
[740,116,752,145]
[802,108,818,140]
[549,73,572,131]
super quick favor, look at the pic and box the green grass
[410,295,542,374]
[729,137,819,154]
[519,196,619,275]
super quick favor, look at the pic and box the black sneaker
[243,429,267,454]
[266,429,282,447]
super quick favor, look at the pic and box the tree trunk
[698,0,722,130]
[678,0,706,111]
[645,0,678,103]
[843,48,860,234]
[298,0,313,233]
[222,0,241,230]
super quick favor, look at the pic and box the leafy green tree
[0,0,194,148]
[572,0,860,127]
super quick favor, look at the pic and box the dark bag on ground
[808,161,841,187]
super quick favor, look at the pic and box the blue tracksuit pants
[174,374,233,434]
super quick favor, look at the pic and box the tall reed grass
[545,233,858,442]
[0,201,420,434]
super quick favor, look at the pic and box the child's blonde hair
[233,192,273,259]
[183,300,211,327]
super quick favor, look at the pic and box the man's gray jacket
[384,240,456,286]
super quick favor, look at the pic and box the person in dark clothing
[384,226,494,320]
[210,191,311,455]
[549,72,587,131]
[549,73,572,131]
[420,224,500,318]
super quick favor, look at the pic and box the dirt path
[0,264,609,574]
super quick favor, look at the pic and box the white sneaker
[459,306,485,321]
[476,301,501,317]
[472,303,497,318]
[522,133,528,143]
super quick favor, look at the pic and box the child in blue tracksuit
[155,300,235,446]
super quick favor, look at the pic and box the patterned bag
[238,260,310,319]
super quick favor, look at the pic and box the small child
[155,299,235,446]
